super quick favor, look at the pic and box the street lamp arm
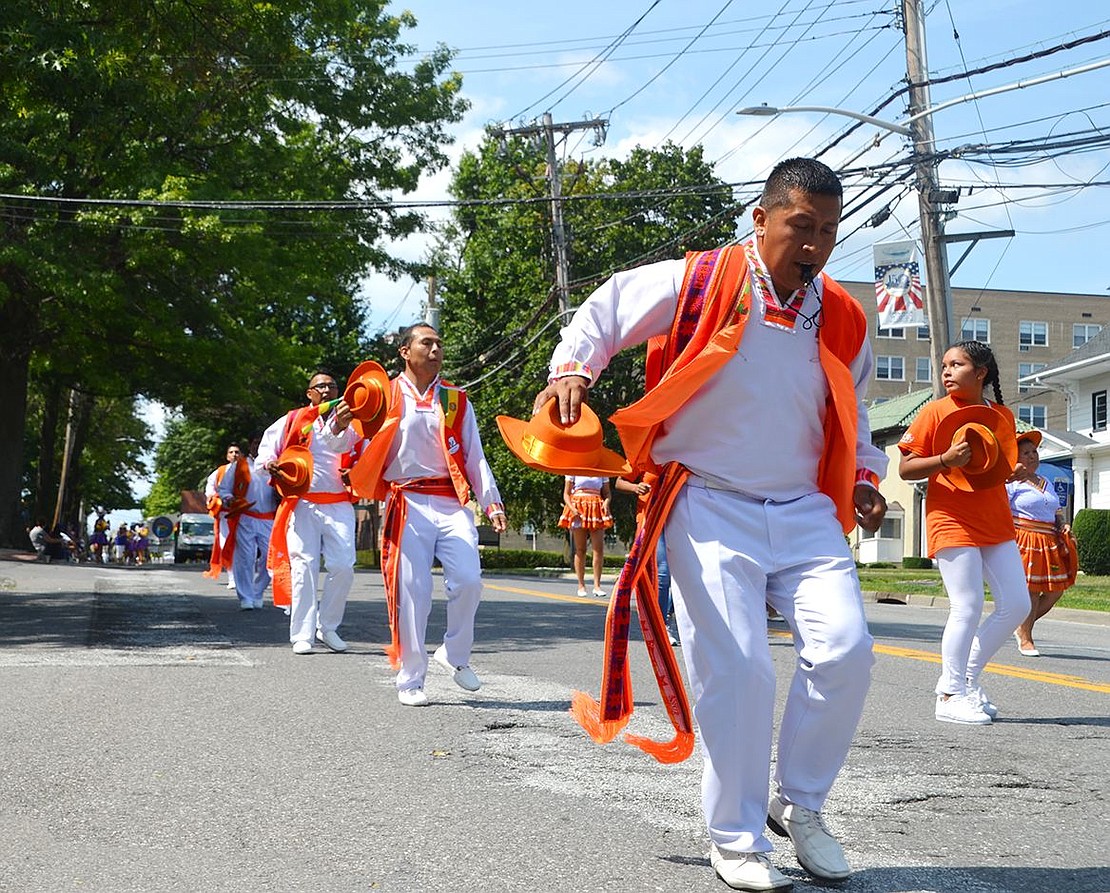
[738,104,912,135]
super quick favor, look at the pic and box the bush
[902,556,933,570]
[479,549,568,570]
[1073,509,1110,575]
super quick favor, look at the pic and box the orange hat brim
[272,444,314,498]
[344,361,392,435]
[934,405,1017,492]
[1017,429,1043,448]
[496,413,632,477]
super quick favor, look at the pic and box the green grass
[857,567,1110,613]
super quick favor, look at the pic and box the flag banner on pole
[874,240,925,329]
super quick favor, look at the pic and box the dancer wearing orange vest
[349,323,506,707]
[217,435,277,611]
[203,443,243,590]
[532,159,887,891]
[257,369,361,655]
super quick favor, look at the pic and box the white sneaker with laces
[709,845,792,891]
[966,681,999,718]
[398,687,428,707]
[767,796,850,882]
[935,692,991,724]
[291,640,313,655]
[316,629,349,653]
[433,645,481,691]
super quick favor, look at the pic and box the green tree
[434,138,739,540]
[0,1,466,545]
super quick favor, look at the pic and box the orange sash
[204,459,251,579]
[380,478,460,668]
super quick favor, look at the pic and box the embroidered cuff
[548,361,593,384]
[487,503,506,518]
[855,469,880,490]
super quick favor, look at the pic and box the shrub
[479,549,568,570]
[1073,509,1110,575]
[902,556,933,570]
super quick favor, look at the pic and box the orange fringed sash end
[623,729,696,764]
[568,691,631,744]
[203,537,223,579]
[267,496,299,608]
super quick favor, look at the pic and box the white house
[1023,326,1110,511]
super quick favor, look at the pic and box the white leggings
[935,541,1030,695]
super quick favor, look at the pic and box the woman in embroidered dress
[559,475,612,597]
[1006,431,1077,657]
[898,340,1032,725]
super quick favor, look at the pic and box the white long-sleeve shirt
[217,456,278,515]
[256,408,360,496]
[549,252,888,501]
[381,373,503,512]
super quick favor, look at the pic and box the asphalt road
[0,558,1107,893]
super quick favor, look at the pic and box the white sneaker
[935,693,991,724]
[592,588,607,598]
[767,796,850,882]
[433,644,481,691]
[398,687,428,707]
[576,587,588,598]
[316,629,349,653]
[966,681,999,718]
[291,640,313,655]
[709,845,792,891]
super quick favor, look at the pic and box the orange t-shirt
[898,395,1017,557]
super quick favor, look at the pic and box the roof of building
[1029,325,1110,379]
[866,386,1041,437]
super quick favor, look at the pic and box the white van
[174,513,215,564]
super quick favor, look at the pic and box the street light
[738,104,911,136]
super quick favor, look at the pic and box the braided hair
[950,339,1004,405]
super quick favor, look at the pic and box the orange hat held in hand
[497,397,632,477]
[344,360,392,439]
[934,405,1018,491]
[272,444,314,498]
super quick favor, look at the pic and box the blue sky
[364,0,1110,331]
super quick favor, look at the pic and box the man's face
[400,326,443,378]
[752,188,841,296]
[226,445,242,462]
[306,373,339,407]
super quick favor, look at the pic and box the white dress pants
[667,482,874,854]
[934,541,1029,695]
[394,493,483,692]
[286,500,355,644]
[232,516,272,607]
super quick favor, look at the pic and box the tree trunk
[0,349,31,547]
[34,377,63,521]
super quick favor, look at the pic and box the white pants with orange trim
[232,515,273,607]
[287,500,355,644]
[393,492,482,692]
[667,480,874,854]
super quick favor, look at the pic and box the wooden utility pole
[490,114,608,318]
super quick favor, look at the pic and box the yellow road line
[487,582,1110,695]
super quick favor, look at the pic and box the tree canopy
[1,1,467,544]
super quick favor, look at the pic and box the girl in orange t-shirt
[898,340,1031,725]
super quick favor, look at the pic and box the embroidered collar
[743,238,819,332]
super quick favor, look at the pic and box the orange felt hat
[1017,429,1043,448]
[496,398,632,477]
[934,405,1018,492]
[271,444,314,498]
[344,360,392,439]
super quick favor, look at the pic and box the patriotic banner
[874,240,925,329]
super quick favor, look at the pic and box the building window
[1018,362,1046,394]
[961,318,990,342]
[1074,323,1103,348]
[876,356,904,381]
[1018,405,1047,428]
[1019,320,1048,348]
[916,324,930,341]
[860,512,903,540]
[876,319,905,338]
[916,357,931,382]
[1094,390,1108,433]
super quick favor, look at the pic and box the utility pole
[903,0,956,398]
[490,114,608,319]
[425,274,439,329]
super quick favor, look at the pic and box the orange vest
[610,245,868,533]
[347,378,472,506]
